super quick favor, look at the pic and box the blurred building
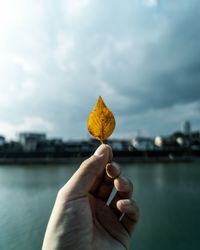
[18,132,46,152]
[181,121,191,134]
[0,135,5,146]
[154,136,163,148]
[108,139,135,151]
[132,137,154,150]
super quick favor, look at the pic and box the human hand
[42,144,139,250]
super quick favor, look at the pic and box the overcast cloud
[0,0,200,140]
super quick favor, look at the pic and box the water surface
[0,161,200,250]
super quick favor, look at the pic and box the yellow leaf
[87,96,116,143]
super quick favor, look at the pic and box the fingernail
[121,199,132,206]
[112,162,120,172]
[120,176,129,185]
[94,144,106,157]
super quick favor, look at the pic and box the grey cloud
[95,1,200,117]
[1,0,200,139]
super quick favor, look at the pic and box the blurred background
[0,0,200,140]
[0,0,200,249]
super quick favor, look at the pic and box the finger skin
[114,177,133,196]
[117,199,139,235]
[42,144,139,250]
[106,162,121,179]
[94,162,121,202]
[109,177,133,217]
[60,144,112,200]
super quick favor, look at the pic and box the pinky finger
[116,199,139,235]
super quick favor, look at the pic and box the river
[0,160,200,250]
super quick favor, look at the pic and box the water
[0,161,200,250]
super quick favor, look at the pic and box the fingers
[109,177,133,217]
[94,162,120,202]
[107,174,139,235]
[117,199,139,235]
[106,162,121,179]
[60,144,112,200]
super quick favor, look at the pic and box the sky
[0,0,200,141]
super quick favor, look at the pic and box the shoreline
[0,156,193,165]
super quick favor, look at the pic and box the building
[0,135,5,146]
[18,132,46,152]
[132,137,155,150]
[181,121,191,134]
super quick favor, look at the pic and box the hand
[42,144,139,250]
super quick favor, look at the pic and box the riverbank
[0,148,199,164]
[0,156,193,164]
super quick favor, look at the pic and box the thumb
[61,144,113,199]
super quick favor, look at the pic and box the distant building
[181,121,191,134]
[155,132,190,149]
[108,139,134,151]
[132,137,154,150]
[154,136,163,148]
[19,132,46,152]
[0,135,5,146]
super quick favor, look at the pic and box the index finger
[60,144,113,200]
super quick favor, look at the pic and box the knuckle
[57,186,65,198]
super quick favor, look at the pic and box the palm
[73,194,129,250]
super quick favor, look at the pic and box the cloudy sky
[0,0,200,140]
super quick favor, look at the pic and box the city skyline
[0,120,197,142]
[0,0,200,140]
